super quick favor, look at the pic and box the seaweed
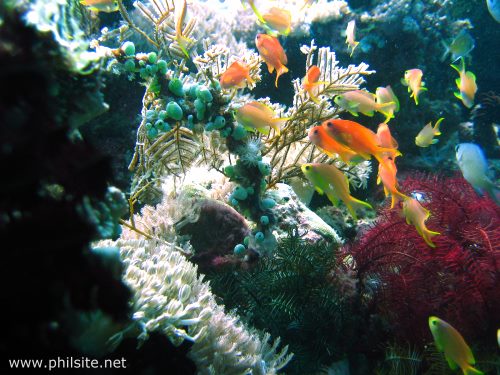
[207,230,364,374]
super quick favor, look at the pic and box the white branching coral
[99,238,292,375]
[193,41,262,89]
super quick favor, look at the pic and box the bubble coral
[338,173,500,344]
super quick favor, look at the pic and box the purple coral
[338,173,500,344]
[175,199,252,272]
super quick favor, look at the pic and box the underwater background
[1,0,499,374]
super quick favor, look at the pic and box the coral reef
[98,238,292,375]
[338,174,500,345]
[0,2,131,359]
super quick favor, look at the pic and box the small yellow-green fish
[451,58,477,108]
[345,20,359,57]
[375,85,400,123]
[415,117,444,147]
[301,163,372,220]
[236,101,287,135]
[80,0,119,13]
[334,90,394,119]
[174,0,194,59]
[429,316,484,375]
[497,329,500,348]
[441,30,475,63]
[401,68,427,105]
[402,197,440,247]
[260,7,292,36]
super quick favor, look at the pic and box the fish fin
[455,77,461,87]
[326,192,340,207]
[401,78,409,87]
[420,86,428,92]
[349,110,359,117]
[431,139,439,144]
[445,354,458,370]
[266,62,274,74]
[440,41,450,62]
[450,62,461,74]
[269,121,281,136]
[464,366,484,375]
[347,196,373,220]
[422,228,440,248]
[349,42,359,57]
[248,0,265,23]
[364,110,375,117]
[317,146,335,158]
[315,186,324,195]
[454,92,463,100]
[274,65,289,87]
[256,126,270,136]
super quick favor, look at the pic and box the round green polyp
[166,101,183,121]
[168,78,184,97]
[121,41,135,56]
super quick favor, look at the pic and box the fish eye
[305,165,311,170]
[313,130,318,134]
[327,122,333,127]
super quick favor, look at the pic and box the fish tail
[434,117,444,134]
[275,65,289,87]
[485,183,500,206]
[349,42,359,57]
[248,0,265,23]
[440,41,450,62]
[464,365,484,375]
[346,196,373,220]
[421,228,440,248]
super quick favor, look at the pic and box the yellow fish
[260,7,292,36]
[429,316,484,375]
[80,0,119,13]
[334,90,394,119]
[175,0,194,59]
[451,58,477,108]
[236,101,287,135]
[375,85,400,123]
[415,117,444,147]
[345,20,359,57]
[301,163,372,220]
[402,197,440,247]
[255,34,289,87]
[401,68,427,105]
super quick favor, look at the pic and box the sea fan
[338,173,500,344]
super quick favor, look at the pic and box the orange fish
[255,34,289,87]
[220,61,255,89]
[308,125,363,163]
[261,7,292,36]
[302,65,326,104]
[377,157,407,208]
[322,119,401,170]
[401,68,427,105]
[402,197,440,247]
[236,101,287,135]
[376,122,399,158]
[451,58,477,108]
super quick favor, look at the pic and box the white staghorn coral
[99,238,292,374]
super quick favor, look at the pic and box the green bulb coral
[166,101,183,121]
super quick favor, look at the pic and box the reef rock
[267,183,342,244]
